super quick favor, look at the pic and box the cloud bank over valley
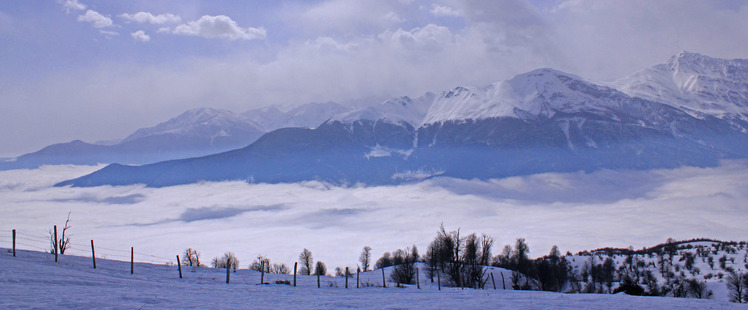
[1,161,746,269]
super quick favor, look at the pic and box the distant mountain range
[0,103,354,170]
[56,52,748,187]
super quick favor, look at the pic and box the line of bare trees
[40,214,746,302]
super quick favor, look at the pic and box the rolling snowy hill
[1,248,743,309]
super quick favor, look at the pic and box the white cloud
[173,15,266,41]
[380,24,454,51]
[98,30,118,37]
[545,0,748,79]
[430,5,462,17]
[120,12,181,25]
[5,0,748,156]
[382,11,404,23]
[59,0,86,13]
[130,30,150,42]
[289,0,409,36]
[77,10,113,28]
[2,161,747,270]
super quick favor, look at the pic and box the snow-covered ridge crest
[330,94,434,126]
[243,101,352,131]
[421,68,622,125]
[123,107,262,142]
[616,51,748,120]
[328,67,626,127]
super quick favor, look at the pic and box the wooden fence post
[293,262,298,287]
[416,267,420,289]
[357,267,360,288]
[12,229,16,257]
[91,240,96,269]
[345,267,349,289]
[261,260,265,284]
[317,272,320,288]
[481,274,489,289]
[226,258,231,284]
[381,268,386,288]
[491,273,496,290]
[176,255,183,279]
[500,272,506,289]
[130,247,134,274]
[53,225,58,262]
[437,269,441,291]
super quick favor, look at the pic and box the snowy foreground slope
[0,249,741,309]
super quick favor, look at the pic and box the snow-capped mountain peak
[616,52,748,120]
[244,102,352,131]
[330,94,434,126]
[666,51,748,78]
[123,107,262,142]
[422,68,619,124]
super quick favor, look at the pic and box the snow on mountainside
[123,107,263,144]
[422,69,628,124]
[616,51,748,122]
[329,68,633,128]
[56,52,748,187]
[0,108,267,170]
[330,95,434,126]
[244,102,352,131]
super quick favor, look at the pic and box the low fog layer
[1,162,746,269]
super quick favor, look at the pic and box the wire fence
[1,228,172,265]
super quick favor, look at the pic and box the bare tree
[512,238,530,275]
[462,234,484,288]
[49,212,72,255]
[314,261,327,276]
[535,245,569,292]
[299,248,313,275]
[360,246,372,271]
[273,263,290,274]
[212,252,239,271]
[726,271,746,303]
[182,248,202,267]
[375,252,393,269]
[479,234,494,266]
[390,246,417,285]
[424,241,440,282]
[686,278,712,299]
[492,244,512,267]
[250,255,271,272]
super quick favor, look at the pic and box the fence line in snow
[2,227,509,291]
[2,229,170,265]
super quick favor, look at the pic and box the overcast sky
[1,0,747,157]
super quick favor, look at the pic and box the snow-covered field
[1,161,747,272]
[0,248,742,309]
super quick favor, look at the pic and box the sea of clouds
[1,162,746,270]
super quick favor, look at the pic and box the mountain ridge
[616,51,748,124]
[57,52,748,187]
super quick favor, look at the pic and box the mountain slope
[616,51,748,127]
[244,102,352,131]
[1,108,265,170]
[58,54,748,187]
